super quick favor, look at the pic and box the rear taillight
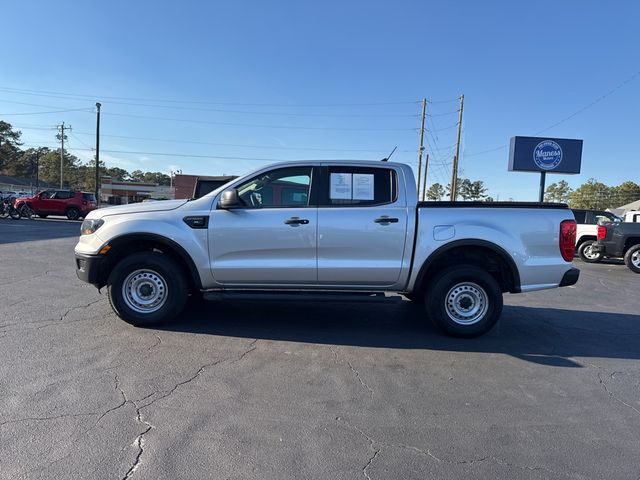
[597,225,607,240]
[82,200,87,205]
[560,220,577,262]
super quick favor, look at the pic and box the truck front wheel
[425,266,503,337]
[107,251,188,327]
[624,244,640,273]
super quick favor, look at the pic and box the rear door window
[321,167,397,207]
[54,191,72,199]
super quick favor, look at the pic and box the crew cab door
[209,166,318,286]
[317,165,408,287]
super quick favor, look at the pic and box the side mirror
[218,189,241,209]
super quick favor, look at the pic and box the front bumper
[75,253,106,288]
[559,267,580,287]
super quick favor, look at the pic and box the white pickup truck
[75,160,579,337]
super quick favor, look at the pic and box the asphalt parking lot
[1,219,639,480]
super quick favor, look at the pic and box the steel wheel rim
[583,244,599,260]
[122,269,167,314]
[445,282,489,325]
[632,250,640,268]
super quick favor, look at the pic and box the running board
[202,290,407,304]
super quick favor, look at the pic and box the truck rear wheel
[107,251,188,327]
[425,266,503,337]
[624,244,640,273]
[578,240,602,263]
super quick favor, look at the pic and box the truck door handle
[284,217,309,225]
[374,216,399,224]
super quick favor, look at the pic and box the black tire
[623,244,640,274]
[8,207,21,220]
[107,251,189,327]
[66,207,80,220]
[38,214,48,218]
[19,204,35,219]
[425,266,503,337]
[578,240,603,263]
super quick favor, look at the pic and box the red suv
[15,190,97,220]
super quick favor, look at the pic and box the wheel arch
[97,233,202,291]
[624,237,640,253]
[413,239,521,295]
[576,235,596,247]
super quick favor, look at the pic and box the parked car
[1,190,19,200]
[14,190,97,220]
[593,222,640,273]
[622,210,640,223]
[572,208,621,263]
[74,160,578,337]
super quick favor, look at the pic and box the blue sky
[2,0,638,200]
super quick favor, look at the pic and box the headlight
[80,218,104,235]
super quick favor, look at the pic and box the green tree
[143,172,171,185]
[459,179,488,201]
[38,149,82,189]
[0,121,23,171]
[446,178,463,199]
[105,167,129,181]
[569,179,612,209]
[544,180,573,203]
[425,182,445,201]
[129,170,145,182]
[612,181,640,207]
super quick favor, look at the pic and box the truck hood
[90,199,190,218]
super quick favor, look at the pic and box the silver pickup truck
[75,160,579,337]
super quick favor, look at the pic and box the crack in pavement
[336,416,440,479]
[330,346,374,401]
[336,416,569,478]
[577,360,640,418]
[0,412,98,428]
[119,340,259,478]
[597,371,640,417]
[36,299,104,330]
[0,298,104,334]
[146,334,162,353]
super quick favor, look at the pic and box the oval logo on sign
[533,140,563,170]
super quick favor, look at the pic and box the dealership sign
[508,136,583,174]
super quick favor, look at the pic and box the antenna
[382,146,397,162]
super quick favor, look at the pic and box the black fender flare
[103,233,203,290]
[413,239,521,293]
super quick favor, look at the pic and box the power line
[14,124,414,153]
[466,68,640,158]
[0,92,418,118]
[23,144,386,163]
[0,108,91,116]
[0,86,419,107]
[100,111,417,131]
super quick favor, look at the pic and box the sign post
[508,136,583,202]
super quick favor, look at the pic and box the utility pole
[450,94,464,201]
[95,102,101,204]
[57,122,71,189]
[33,150,40,192]
[421,154,429,201]
[416,98,427,199]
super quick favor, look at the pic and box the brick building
[100,176,175,204]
